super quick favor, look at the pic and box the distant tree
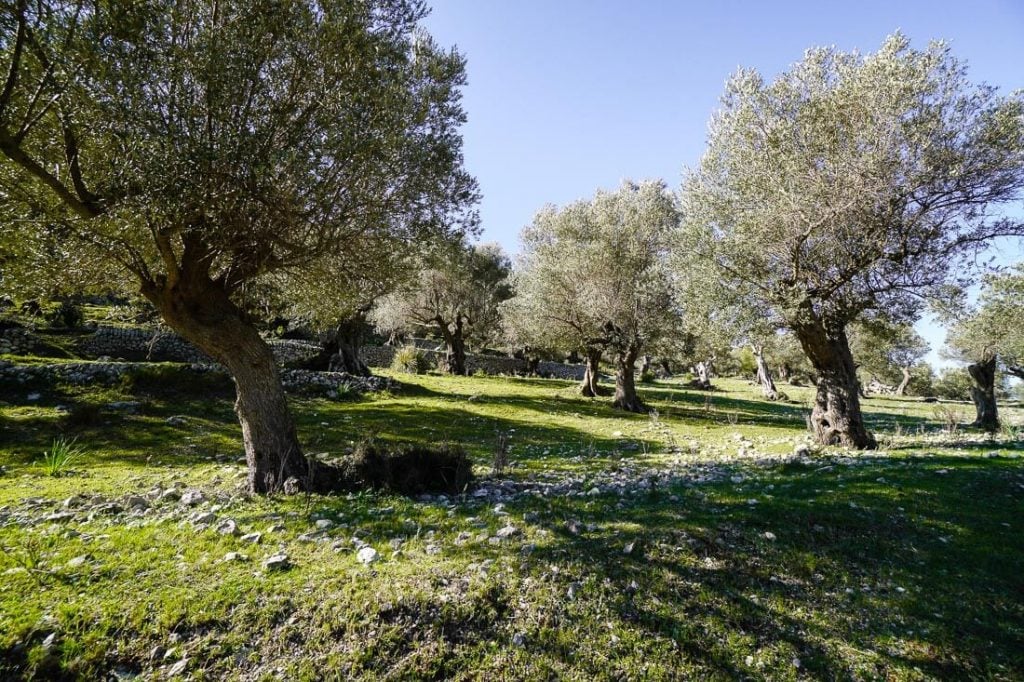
[503,181,679,411]
[0,0,478,493]
[944,264,1024,430]
[849,320,930,396]
[681,33,1024,448]
[371,243,512,375]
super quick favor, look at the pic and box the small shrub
[492,430,511,475]
[391,346,429,374]
[639,369,656,384]
[933,405,964,435]
[64,403,104,429]
[40,436,85,476]
[46,300,84,328]
[473,368,488,378]
[339,437,473,495]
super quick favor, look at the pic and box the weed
[391,346,430,374]
[40,436,85,477]
[492,429,511,475]
[933,405,964,435]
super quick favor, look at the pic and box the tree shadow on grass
[508,455,1024,678]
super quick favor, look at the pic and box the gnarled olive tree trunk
[612,345,645,413]
[967,355,999,432]
[437,315,467,375]
[299,311,372,377]
[693,360,713,389]
[895,366,912,396]
[142,272,311,494]
[792,318,876,449]
[580,347,603,397]
[752,344,780,400]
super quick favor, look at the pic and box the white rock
[180,490,204,506]
[240,532,262,544]
[763,531,776,541]
[356,547,379,564]
[263,553,291,570]
[495,525,520,539]
[314,518,334,530]
[217,519,239,535]
[167,658,189,676]
[66,555,88,569]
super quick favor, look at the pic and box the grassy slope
[1,367,1022,680]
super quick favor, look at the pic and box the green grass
[1,365,1022,680]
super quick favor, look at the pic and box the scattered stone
[193,511,216,525]
[107,400,142,413]
[587,487,601,496]
[512,632,527,647]
[794,444,811,457]
[125,495,149,511]
[167,658,189,677]
[763,531,777,541]
[44,512,76,523]
[180,490,204,506]
[357,547,379,564]
[263,553,291,571]
[65,555,88,569]
[495,525,520,539]
[217,519,239,536]
[165,416,188,427]
[223,552,246,562]
[240,532,262,544]
[159,488,182,502]
[314,518,334,530]
[623,542,635,555]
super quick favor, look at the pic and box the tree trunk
[580,347,602,397]
[329,313,372,377]
[895,366,911,396]
[639,355,652,375]
[791,317,877,449]
[778,363,791,382]
[660,359,672,377]
[967,355,999,432]
[752,344,780,400]
[438,315,467,375]
[297,312,372,377]
[694,360,713,389]
[613,345,646,413]
[142,274,310,494]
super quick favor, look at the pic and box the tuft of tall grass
[40,436,85,477]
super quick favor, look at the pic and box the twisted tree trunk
[437,315,467,375]
[142,271,310,494]
[694,360,713,389]
[792,316,876,449]
[967,355,999,432]
[612,345,645,413]
[580,347,603,397]
[752,344,780,400]
[895,366,911,396]
[299,311,372,377]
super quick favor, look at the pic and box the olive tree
[503,180,679,412]
[848,319,929,396]
[681,33,1024,448]
[370,242,511,375]
[0,0,478,493]
[945,264,1024,430]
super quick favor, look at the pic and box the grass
[1,363,1022,680]
[38,436,86,477]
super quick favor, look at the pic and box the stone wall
[77,326,320,366]
[43,325,586,381]
[0,327,36,355]
[0,359,390,396]
[358,345,585,380]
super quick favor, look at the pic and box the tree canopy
[681,32,1024,446]
[0,0,479,492]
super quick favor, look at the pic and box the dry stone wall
[359,345,585,380]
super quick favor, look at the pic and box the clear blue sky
[423,0,1024,369]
